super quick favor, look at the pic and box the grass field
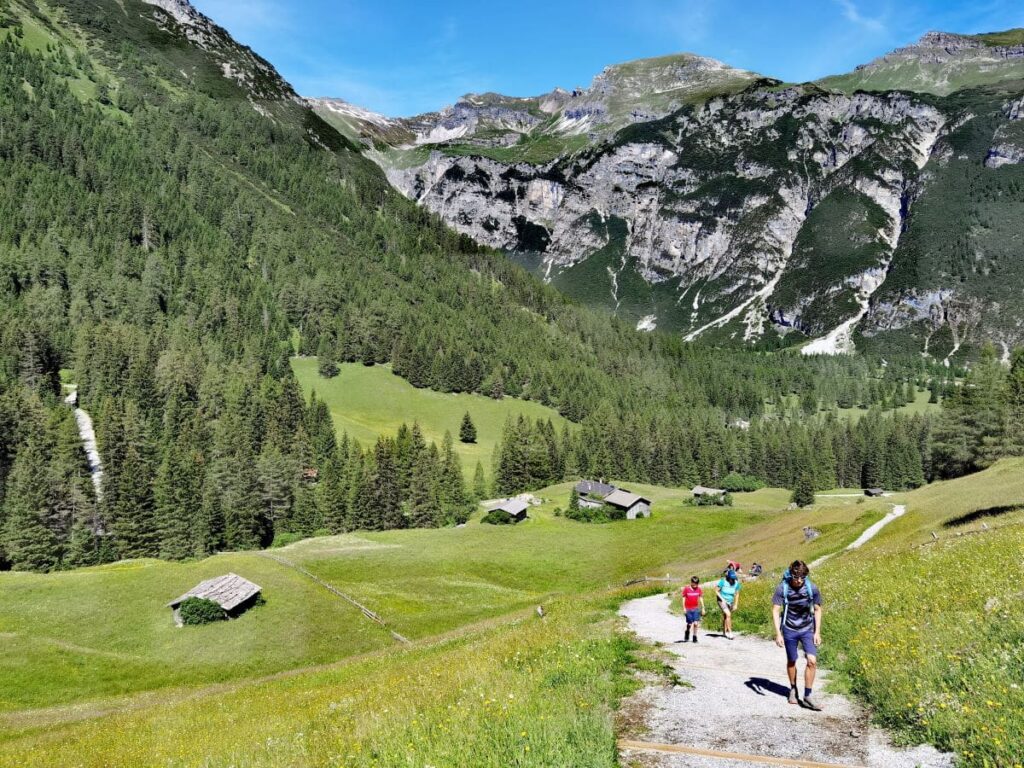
[291,358,571,480]
[766,388,940,421]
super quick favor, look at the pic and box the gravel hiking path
[617,594,953,768]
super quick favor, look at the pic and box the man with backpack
[715,569,741,639]
[681,576,706,643]
[772,560,823,710]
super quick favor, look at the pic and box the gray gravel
[618,594,954,768]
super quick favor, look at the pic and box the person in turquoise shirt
[715,569,741,639]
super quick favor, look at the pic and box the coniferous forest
[1,1,1023,572]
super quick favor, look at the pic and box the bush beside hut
[178,597,227,625]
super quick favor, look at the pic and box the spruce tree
[472,460,487,501]
[2,437,60,571]
[568,487,581,516]
[459,412,477,444]
[317,453,349,533]
[791,473,815,508]
[438,431,468,524]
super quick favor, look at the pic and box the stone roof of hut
[496,498,529,515]
[167,573,262,611]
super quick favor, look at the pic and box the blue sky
[192,0,1024,116]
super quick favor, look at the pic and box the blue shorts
[782,627,817,662]
[685,609,702,624]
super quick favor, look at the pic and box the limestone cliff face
[387,85,953,350]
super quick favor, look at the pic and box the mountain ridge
[318,29,1024,359]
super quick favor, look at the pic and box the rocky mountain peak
[142,0,296,101]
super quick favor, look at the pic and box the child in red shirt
[681,576,706,643]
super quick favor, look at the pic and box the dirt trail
[618,594,952,768]
[811,505,907,569]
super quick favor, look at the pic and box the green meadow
[290,358,571,480]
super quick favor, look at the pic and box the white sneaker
[725,631,734,639]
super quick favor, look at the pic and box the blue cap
[727,569,737,580]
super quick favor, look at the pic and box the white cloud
[834,0,887,34]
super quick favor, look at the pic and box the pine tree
[438,431,468,524]
[791,472,815,508]
[221,444,269,550]
[472,460,487,501]
[105,400,158,559]
[568,487,581,516]
[317,452,349,533]
[258,445,297,532]
[459,412,477,444]
[2,437,60,571]
[406,448,439,528]
[1006,349,1024,456]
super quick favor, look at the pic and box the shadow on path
[744,676,790,698]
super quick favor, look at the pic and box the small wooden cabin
[167,573,262,626]
[602,489,652,519]
[494,498,529,522]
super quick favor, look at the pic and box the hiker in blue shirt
[714,569,741,639]
[772,560,823,711]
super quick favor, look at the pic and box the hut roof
[692,485,725,496]
[496,498,529,515]
[603,489,650,509]
[575,479,616,498]
[167,573,262,611]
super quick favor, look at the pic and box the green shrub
[565,503,623,523]
[318,358,339,378]
[481,509,516,525]
[178,597,226,626]
[691,492,733,507]
[271,532,306,548]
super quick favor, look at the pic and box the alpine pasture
[290,358,572,480]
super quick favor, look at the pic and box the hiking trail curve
[618,593,952,768]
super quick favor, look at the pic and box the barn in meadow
[167,573,262,626]
[602,489,652,519]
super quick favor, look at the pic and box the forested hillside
[0,0,1022,573]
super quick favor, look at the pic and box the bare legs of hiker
[786,653,818,708]
[718,598,734,638]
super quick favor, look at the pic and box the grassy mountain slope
[0,484,829,716]
[819,30,1024,95]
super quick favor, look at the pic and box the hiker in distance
[714,569,741,639]
[772,560,823,711]
[681,576,706,643]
